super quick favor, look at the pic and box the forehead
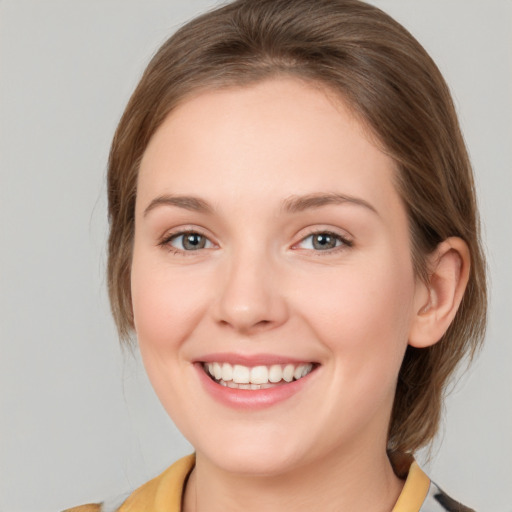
[137,77,401,220]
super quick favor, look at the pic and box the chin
[205,447,306,477]
[192,425,314,477]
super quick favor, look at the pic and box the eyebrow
[143,195,213,217]
[281,192,378,216]
[143,192,378,217]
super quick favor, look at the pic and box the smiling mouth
[202,362,316,390]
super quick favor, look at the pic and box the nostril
[218,318,273,334]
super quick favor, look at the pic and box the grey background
[0,1,510,510]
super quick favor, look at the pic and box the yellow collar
[118,454,430,512]
[119,454,195,512]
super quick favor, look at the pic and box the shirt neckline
[119,453,431,512]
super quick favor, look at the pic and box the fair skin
[131,78,469,512]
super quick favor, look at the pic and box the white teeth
[283,364,294,382]
[213,362,222,380]
[250,365,269,384]
[232,364,250,384]
[269,364,283,383]
[203,361,315,387]
[221,363,233,382]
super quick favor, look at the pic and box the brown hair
[107,0,487,455]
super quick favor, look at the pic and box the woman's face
[131,78,425,476]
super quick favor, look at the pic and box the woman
[66,0,486,510]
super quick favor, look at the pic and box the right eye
[166,231,214,252]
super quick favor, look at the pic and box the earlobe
[409,237,470,349]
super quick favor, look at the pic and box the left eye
[297,232,347,251]
[168,232,214,251]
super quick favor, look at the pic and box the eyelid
[157,226,353,255]
[292,228,353,253]
[158,226,217,254]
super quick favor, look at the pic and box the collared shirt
[62,454,475,512]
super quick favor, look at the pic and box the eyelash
[159,229,353,256]
[159,229,214,255]
[295,230,353,254]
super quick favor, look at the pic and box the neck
[182,443,404,512]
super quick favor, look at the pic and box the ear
[409,237,470,348]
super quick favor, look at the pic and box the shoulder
[422,481,476,512]
[61,454,195,512]
[390,453,476,512]
[61,491,130,512]
[62,505,102,512]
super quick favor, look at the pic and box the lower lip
[194,363,315,410]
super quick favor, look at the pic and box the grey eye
[311,233,338,250]
[171,232,211,250]
[297,232,345,251]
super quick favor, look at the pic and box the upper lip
[195,352,318,367]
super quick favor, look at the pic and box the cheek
[298,255,415,369]
[130,252,209,354]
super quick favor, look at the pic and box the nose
[212,248,289,335]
